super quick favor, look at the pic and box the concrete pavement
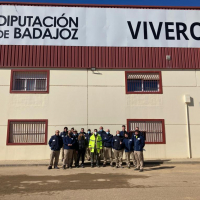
[0,158,200,167]
[0,163,200,200]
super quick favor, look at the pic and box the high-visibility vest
[89,134,102,153]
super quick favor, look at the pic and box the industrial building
[0,2,200,160]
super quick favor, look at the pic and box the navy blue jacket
[120,131,128,138]
[63,137,76,150]
[60,131,67,138]
[49,135,63,151]
[122,138,134,152]
[102,134,113,148]
[132,134,145,151]
[98,130,106,138]
[112,136,123,150]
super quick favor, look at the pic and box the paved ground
[1,158,200,166]
[0,163,200,200]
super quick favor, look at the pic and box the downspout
[184,95,192,159]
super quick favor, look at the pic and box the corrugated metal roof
[0,2,200,69]
[0,46,199,69]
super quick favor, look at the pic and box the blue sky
[2,0,200,7]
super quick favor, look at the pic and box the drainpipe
[184,95,192,159]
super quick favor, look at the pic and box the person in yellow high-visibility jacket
[89,129,103,168]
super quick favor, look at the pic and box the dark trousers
[77,149,86,165]
[91,150,100,166]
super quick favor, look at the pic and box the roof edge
[0,2,200,10]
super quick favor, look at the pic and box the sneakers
[134,168,139,170]
[139,169,143,172]
[81,164,84,168]
[48,165,52,170]
[54,166,59,169]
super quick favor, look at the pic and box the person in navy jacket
[133,130,145,172]
[122,132,133,168]
[102,129,113,167]
[62,131,76,169]
[112,130,124,168]
[48,130,63,170]
[60,127,68,138]
[60,127,68,162]
[79,128,86,135]
[120,125,128,138]
[98,126,106,138]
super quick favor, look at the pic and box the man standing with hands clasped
[133,130,145,172]
[48,130,63,170]
[102,129,113,167]
[63,131,76,169]
[112,130,124,168]
[122,132,133,169]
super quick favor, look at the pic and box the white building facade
[0,3,200,160]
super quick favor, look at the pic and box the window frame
[127,119,166,144]
[6,119,48,145]
[10,70,50,94]
[125,71,163,94]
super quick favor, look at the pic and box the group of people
[48,125,145,172]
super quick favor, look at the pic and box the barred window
[10,70,49,93]
[125,71,162,94]
[7,120,48,145]
[127,119,165,144]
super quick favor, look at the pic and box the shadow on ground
[145,166,175,171]
[0,173,150,196]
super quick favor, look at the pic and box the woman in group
[76,132,88,168]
